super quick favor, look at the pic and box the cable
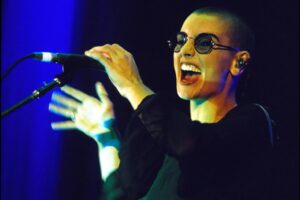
[1,53,34,81]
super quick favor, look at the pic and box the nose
[180,39,195,57]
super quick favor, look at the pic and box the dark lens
[174,32,187,52]
[195,34,213,54]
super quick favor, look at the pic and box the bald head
[191,7,255,55]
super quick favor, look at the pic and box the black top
[102,94,275,200]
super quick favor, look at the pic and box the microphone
[32,52,105,72]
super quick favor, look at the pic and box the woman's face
[173,14,237,101]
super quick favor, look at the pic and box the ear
[230,51,251,76]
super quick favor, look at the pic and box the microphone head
[32,52,53,62]
[32,52,105,72]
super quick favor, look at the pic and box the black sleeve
[101,171,125,200]
[116,95,165,199]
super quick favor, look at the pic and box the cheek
[203,56,231,81]
[205,68,227,82]
[200,65,230,96]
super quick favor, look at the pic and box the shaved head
[191,7,255,54]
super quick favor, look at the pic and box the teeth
[181,64,201,73]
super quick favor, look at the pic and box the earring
[237,59,245,68]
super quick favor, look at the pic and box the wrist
[99,146,120,181]
[94,132,120,150]
[123,84,154,109]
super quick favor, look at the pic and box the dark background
[2,0,298,199]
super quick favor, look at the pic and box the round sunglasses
[167,32,240,54]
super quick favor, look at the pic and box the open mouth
[180,64,201,84]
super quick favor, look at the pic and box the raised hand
[49,82,115,139]
[85,44,154,109]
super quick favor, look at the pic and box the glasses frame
[168,32,240,54]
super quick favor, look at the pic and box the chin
[177,87,209,101]
[178,94,190,101]
[177,90,194,101]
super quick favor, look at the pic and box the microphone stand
[1,72,71,118]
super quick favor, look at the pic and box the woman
[50,7,275,200]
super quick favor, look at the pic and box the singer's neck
[190,93,237,123]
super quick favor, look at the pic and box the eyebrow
[180,31,220,42]
[203,33,220,42]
